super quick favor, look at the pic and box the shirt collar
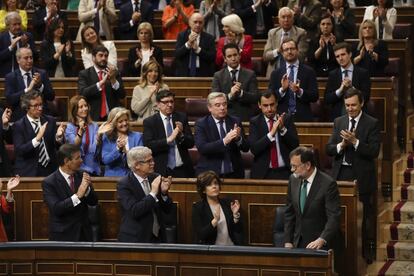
[212,116,225,124]
[59,167,71,182]
[264,114,277,122]
[26,114,40,123]
[349,110,362,123]
[94,65,105,75]
[286,60,299,69]
[133,171,147,184]
[227,65,241,73]
[20,67,31,76]
[341,63,354,73]
[159,112,171,121]
[305,167,317,185]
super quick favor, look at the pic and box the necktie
[78,125,90,153]
[94,0,100,34]
[134,0,140,12]
[282,32,289,45]
[268,119,279,168]
[166,116,176,169]
[230,69,238,83]
[300,179,308,213]
[98,71,107,119]
[344,118,356,164]
[219,120,232,174]
[378,16,384,39]
[32,120,49,167]
[288,65,296,114]
[142,179,150,195]
[25,72,32,88]
[142,179,160,237]
[189,49,197,77]
[343,69,349,78]
[69,175,75,193]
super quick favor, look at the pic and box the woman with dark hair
[40,18,76,77]
[131,60,169,122]
[127,22,164,77]
[363,0,396,39]
[326,0,356,42]
[308,13,339,76]
[100,107,143,176]
[0,0,27,32]
[80,25,118,69]
[353,19,389,77]
[65,95,101,176]
[0,176,20,242]
[192,171,243,245]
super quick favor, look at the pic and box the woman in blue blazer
[100,107,143,176]
[65,96,101,176]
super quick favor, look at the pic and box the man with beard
[78,45,125,121]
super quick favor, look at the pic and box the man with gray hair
[0,12,37,77]
[194,92,249,178]
[263,7,308,77]
[117,146,174,243]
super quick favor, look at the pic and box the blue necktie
[219,120,232,174]
[189,49,197,77]
[288,65,296,114]
[166,116,176,169]
[300,179,308,213]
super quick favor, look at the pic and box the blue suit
[194,115,249,178]
[101,131,143,176]
[0,31,37,77]
[5,68,55,122]
[65,122,101,176]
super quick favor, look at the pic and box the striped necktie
[32,120,50,167]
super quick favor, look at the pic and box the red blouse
[215,35,253,70]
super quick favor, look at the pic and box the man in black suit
[42,143,98,241]
[269,38,319,122]
[143,90,195,178]
[249,91,299,179]
[231,0,277,38]
[284,146,341,250]
[32,0,67,40]
[326,88,380,263]
[325,42,371,121]
[194,92,249,178]
[212,43,259,122]
[0,12,37,78]
[12,91,65,177]
[175,13,216,77]
[0,108,13,177]
[78,45,126,121]
[118,0,153,40]
[117,146,174,242]
[5,47,55,122]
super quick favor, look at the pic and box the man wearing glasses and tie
[12,90,65,176]
[117,146,174,243]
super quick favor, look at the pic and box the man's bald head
[189,13,204,33]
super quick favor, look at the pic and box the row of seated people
[0,2,400,79]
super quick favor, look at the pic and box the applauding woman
[131,60,169,122]
[327,0,356,42]
[100,107,143,176]
[65,96,101,176]
[127,22,163,77]
[40,18,76,78]
[192,171,243,245]
[0,176,20,242]
[363,0,396,40]
[199,0,231,40]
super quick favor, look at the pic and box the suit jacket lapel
[57,170,73,197]
[208,115,221,140]
[303,171,322,214]
[129,172,145,197]
[157,113,167,139]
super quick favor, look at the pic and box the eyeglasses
[139,158,154,164]
[159,100,174,105]
[29,104,43,109]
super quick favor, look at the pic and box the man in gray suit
[212,43,258,122]
[263,7,308,77]
[284,146,341,250]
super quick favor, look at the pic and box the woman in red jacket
[0,176,20,242]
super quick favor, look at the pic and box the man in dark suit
[0,108,13,177]
[249,91,299,179]
[175,13,216,77]
[117,146,174,243]
[284,146,341,250]
[194,92,249,178]
[5,47,55,122]
[325,42,371,121]
[118,0,153,40]
[78,45,126,121]
[143,90,195,177]
[32,0,67,40]
[231,0,277,37]
[42,143,98,241]
[269,38,318,122]
[212,43,259,122]
[12,91,65,177]
[0,12,37,77]
[326,88,380,263]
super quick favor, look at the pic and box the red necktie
[69,175,75,193]
[98,71,107,118]
[268,119,279,168]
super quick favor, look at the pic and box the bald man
[174,13,216,77]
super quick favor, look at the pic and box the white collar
[349,111,362,123]
[305,167,317,185]
[227,65,241,73]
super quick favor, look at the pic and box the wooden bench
[7,177,359,276]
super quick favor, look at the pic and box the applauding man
[42,144,98,241]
